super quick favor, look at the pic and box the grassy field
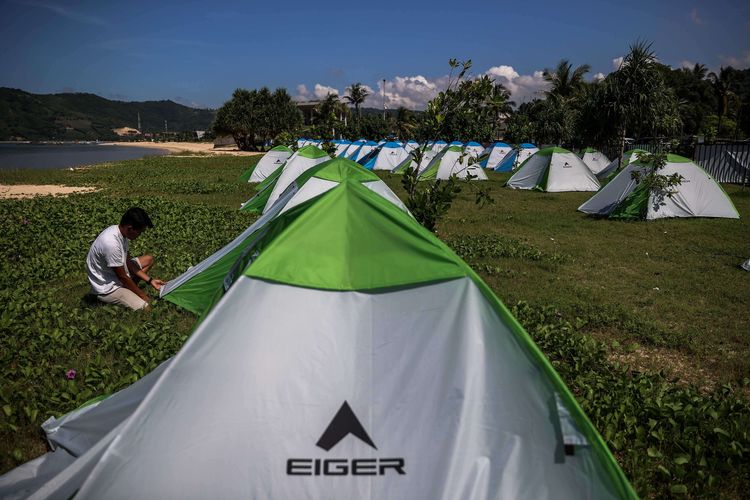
[1,154,748,497]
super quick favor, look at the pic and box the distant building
[112,127,140,137]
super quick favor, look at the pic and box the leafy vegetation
[0,88,215,141]
[1,155,749,498]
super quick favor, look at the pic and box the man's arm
[113,266,151,303]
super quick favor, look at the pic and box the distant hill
[0,88,216,141]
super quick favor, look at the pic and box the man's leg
[130,255,154,282]
[97,288,148,310]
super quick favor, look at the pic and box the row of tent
[242,143,739,221]
[293,138,620,175]
[1,155,640,499]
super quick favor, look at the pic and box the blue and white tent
[333,140,352,157]
[363,142,410,171]
[481,142,513,169]
[430,140,448,153]
[464,141,485,159]
[404,140,420,153]
[496,143,539,172]
[351,141,379,162]
[343,139,367,159]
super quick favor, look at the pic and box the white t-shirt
[86,225,130,295]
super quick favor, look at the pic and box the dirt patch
[0,184,98,199]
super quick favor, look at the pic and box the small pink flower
[22,218,29,225]
[66,369,77,380]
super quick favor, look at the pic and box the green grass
[1,155,748,497]
[381,171,750,387]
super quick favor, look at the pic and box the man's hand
[150,279,165,291]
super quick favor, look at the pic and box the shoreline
[108,142,262,156]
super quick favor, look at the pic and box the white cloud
[719,51,750,69]
[486,66,549,104]
[690,8,703,25]
[592,72,606,82]
[362,75,448,110]
[612,57,624,70]
[313,84,340,99]
[680,60,695,69]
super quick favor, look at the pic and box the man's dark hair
[120,207,154,230]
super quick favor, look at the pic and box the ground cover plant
[1,155,748,497]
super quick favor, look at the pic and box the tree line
[213,41,750,152]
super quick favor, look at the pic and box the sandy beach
[111,141,262,156]
[0,184,98,199]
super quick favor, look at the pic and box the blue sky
[1,0,749,109]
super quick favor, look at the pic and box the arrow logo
[316,401,377,451]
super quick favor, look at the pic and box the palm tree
[542,60,591,100]
[344,83,370,121]
[691,63,708,80]
[610,40,660,163]
[707,67,736,139]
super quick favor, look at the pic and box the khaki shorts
[97,287,148,310]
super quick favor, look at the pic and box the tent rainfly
[420,145,488,181]
[463,141,485,159]
[596,149,645,180]
[480,142,513,169]
[495,143,539,172]
[506,147,600,192]
[429,140,448,153]
[363,142,410,171]
[240,146,294,183]
[0,180,637,500]
[239,145,329,214]
[580,148,611,176]
[578,154,739,220]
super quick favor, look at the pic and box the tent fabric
[12,180,637,499]
[580,148,610,176]
[463,142,485,159]
[596,149,645,180]
[420,146,488,181]
[161,158,409,316]
[507,147,600,192]
[515,143,539,169]
[481,142,513,169]
[579,154,740,220]
[430,140,448,153]
[246,146,294,183]
[404,140,420,153]
[262,146,331,213]
[366,142,410,171]
[393,148,437,175]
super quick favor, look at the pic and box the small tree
[402,59,495,232]
[630,151,684,211]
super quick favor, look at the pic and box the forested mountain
[0,88,216,141]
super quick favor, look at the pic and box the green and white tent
[393,147,438,175]
[580,148,610,176]
[420,145,488,181]
[241,145,294,183]
[596,148,645,180]
[578,154,739,220]
[240,145,330,214]
[1,180,636,500]
[161,158,408,316]
[507,147,600,192]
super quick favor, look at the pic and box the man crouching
[86,207,165,310]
